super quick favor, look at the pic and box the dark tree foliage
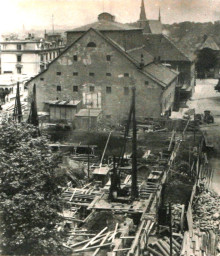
[0,122,66,255]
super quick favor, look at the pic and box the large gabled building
[26,28,179,126]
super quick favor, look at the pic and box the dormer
[98,12,115,22]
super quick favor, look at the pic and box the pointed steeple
[139,0,147,21]
[158,7,161,22]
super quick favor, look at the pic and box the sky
[1,0,220,35]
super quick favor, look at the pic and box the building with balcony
[0,33,65,76]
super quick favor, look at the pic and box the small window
[73,72,78,76]
[89,72,95,77]
[57,85,61,91]
[17,55,22,62]
[106,86,112,94]
[106,115,111,119]
[49,53,52,59]
[40,78,44,81]
[124,73,129,77]
[73,86,78,92]
[87,42,96,47]
[106,73,111,77]
[73,55,78,61]
[90,86,94,92]
[17,44,22,50]
[56,72,61,76]
[106,55,111,61]
[124,87,129,95]
[40,55,44,61]
[17,67,22,74]
[145,81,149,85]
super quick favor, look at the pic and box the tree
[0,122,67,255]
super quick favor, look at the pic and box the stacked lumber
[193,189,220,232]
[180,229,218,256]
[62,186,101,207]
[147,233,183,256]
[63,225,123,255]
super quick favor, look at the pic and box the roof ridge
[26,28,176,88]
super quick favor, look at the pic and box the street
[188,79,220,195]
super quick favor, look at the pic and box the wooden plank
[92,232,110,256]
[82,227,108,249]
[73,243,112,253]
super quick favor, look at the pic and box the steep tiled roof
[126,46,154,66]
[26,28,178,89]
[148,20,162,34]
[143,63,179,86]
[66,20,142,32]
[199,36,220,51]
[144,34,192,62]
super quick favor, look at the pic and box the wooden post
[131,87,138,200]
[88,107,90,179]
[169,202,173,256]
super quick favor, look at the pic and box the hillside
[163,21,220,56]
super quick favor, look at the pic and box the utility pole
[131,87,138,200]
[169,202,173,256]
[52,14,54,34]
[87,106,90,179]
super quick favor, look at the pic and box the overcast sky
[1,0,220,35]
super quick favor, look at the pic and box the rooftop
[144,34,192,62]
[45,100,81,106]
[75,108,102,117]
[66,12,142,32]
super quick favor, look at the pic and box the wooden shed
[45,100,81,122]
[75,108,102,130]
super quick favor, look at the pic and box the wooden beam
[92,232,110,256]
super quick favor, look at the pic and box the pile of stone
[193,189,220,231]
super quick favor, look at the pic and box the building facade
[26,28,178,125]
[0,34,65,76]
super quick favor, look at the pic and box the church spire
[158,7,161,22]
[139,0,147,21]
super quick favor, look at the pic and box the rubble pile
[193,189,220,232]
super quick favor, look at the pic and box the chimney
[139,54,145,69]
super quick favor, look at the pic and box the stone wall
[28,29,176,124]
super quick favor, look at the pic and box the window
[73,55,78,61]
[17,44,22,50]
[46,54,48,61]
[106,55,111,61]
[145,81,149,85]
[40,55,44,61]
[106,86,111,94]
[17,55,22,62]
[17,67,22,74]
[87,42,96,47]
[3,71,13,74]
[89,72,95,77]
[106,115,111,119]
[73,72,78,76]
[57,85,61,91]
[124,87,129,95]
[124,73,129,77]
[56,72,61,76]
[106,73,111,77]
[73,86,78,92]
[49,53,52,59]
[53,52,56,58]
[40,78,44,81]
[90,86,94,92]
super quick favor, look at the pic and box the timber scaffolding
[59,91,202,255]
